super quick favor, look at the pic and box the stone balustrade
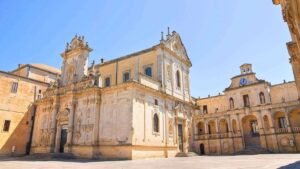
[292,127,300,133]
[276,128,289,134]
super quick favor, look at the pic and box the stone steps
[25,153,76,160]
[175,152,199,157]
[234,146,273,155]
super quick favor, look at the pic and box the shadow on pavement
[0,155,129,163]
[278,161,300,169]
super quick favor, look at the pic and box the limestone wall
[0,72,48,155]
[270,81,298,104]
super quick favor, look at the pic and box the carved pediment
[164,31,191,66]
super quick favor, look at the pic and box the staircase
[24,153,76,160]
[175,152,199,157]
[234,146,273,155]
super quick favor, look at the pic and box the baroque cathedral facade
[30,32,194,159]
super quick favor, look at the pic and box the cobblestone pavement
[0,154,300,169]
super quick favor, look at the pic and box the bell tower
[240,63,252,75]
[60,35,93,86]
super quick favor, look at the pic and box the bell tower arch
[60,35,93,86]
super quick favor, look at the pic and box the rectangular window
[243,94,250,107]
[105,77,111,87]
[154,99,158,106]
[3,120,11,132]
[279,117,287,128]
[145,67,152,77]
[203,105,208,114]
[37,89,42,99]
[123,72,130,82]
[11,82,18,93]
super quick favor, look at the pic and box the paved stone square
[0,154,300,169]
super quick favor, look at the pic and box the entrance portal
[178,124,183,152]
[199,144,205,155]
[242,115,260,147]
[59,128,67,153]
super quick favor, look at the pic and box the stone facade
[2,29,299,159]
[273,0,300,95]
[193,64,300,155]
[0,66,57,156]
[30,32,194,159]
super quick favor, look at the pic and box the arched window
[259,92,266,104]
[145,67,152,77]
[176,70,181,88]
[229,97,234,109]
[153,114,159,132]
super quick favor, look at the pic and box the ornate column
[226,115,232,137]
[183,119,189,153]
[66,101,76,151]
[268,110,280,152]
[284,108,292,132]
[236,114,245,149]
[257,111,268,149]
[49,102,59,152]
[93,93,101,145]
[287,42,300,96]
[215,118,220,133]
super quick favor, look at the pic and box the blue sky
[0,0,293,97]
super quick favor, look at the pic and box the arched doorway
[59,125,68,153]
[207,120,216,134]
[290,109,300,132]
[199,143,205,155]
[219,119,229,133]
[242,115,260,147]
[56,108,70,153]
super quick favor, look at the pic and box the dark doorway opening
[200,144,205,155]
[178,124,183,152]
[59,128,67,153]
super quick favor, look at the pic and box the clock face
[240,78,248,86]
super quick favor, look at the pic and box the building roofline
[95,44,160,67]
[224,80,269,92]
[271,80,295,87]
[0,70,50,85]
[230,72,255,80]
[10,64,61,75]
[196,94,225,101]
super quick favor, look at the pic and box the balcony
[276,128,289,134]
[138,73,161,91]
[194,132,236,141]
[292,127,300,133]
